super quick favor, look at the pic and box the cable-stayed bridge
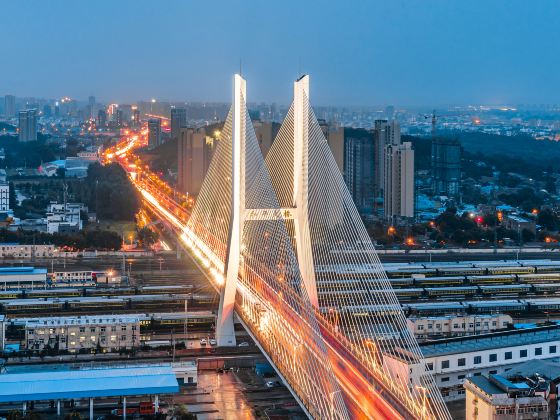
[126,75,451,419]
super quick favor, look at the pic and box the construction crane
[424,110,437,138]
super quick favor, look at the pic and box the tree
[7,410,23,420]
[8,182,16,210]
[538,209,558,231]
[137,227,158,248]
[173,405,197,420]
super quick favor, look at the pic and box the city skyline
[2,1,560,106]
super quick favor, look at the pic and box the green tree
[137,227,158,248]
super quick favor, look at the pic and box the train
[384,261,560,279]
[403,297,560,316]
[386,272,560,288]
[0,293,216,315]
[0,284,196,300]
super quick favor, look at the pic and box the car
[200,338,207,346]
[238,341,249,347]
[209,338,217,346]
[266,380,282,388]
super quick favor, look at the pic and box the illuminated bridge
[132,75,451,419]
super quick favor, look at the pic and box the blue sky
[1,0,559,106]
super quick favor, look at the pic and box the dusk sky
[2,1,559,106]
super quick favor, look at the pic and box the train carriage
[532,283,560,294]
[486,266,535,275]
[467,274,516,284]
[478,284,532,295]
[413,276,465,287]
[424,286,479,298]
[518,273,560,284]
[466,299,526,313]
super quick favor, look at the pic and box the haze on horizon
[1,0,559,107]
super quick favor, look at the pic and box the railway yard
[3,256,560,322]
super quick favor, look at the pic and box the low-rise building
[0,266,48,290]
[172,361,198,386]
[46,202,86,234]
[503,215,536,235]
[465,373,551,420]
[0,244,55,258]
[25,315,140,353]
[420,325,560,401]
[50,270,123,287]
[407,314,512,340]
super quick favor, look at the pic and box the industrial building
[0,365,179,420]
[0,266,48,290]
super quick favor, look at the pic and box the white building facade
[0,244,55,258]
[421,326,560,401]
[407,314,513,340]
[0,183,9,211]
[384,141,415,220]
[25,315,140,353]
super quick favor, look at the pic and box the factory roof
[0,365,179,402]
[0,267,47,275]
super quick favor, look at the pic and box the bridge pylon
[292,75,319,307]
[216,74,246,346]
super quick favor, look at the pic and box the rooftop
[467,375,508,396]
[0,267,47,275]
[0,365,179,402]
[25,315,139,327]
[421,325,560,357]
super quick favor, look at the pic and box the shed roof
[0,365,179,402]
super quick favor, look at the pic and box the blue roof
[421,325,560,357]
[0,365,179,402]
[0,267,47,275]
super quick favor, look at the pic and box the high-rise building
[0,183,9,212]
[115,109,124,127]
[342,128,375,214]
[385,105,395,120]
[148,118,162,148]
[170,108,187,141]
[88,96,95,119]
[373,119,401,197]
[4,95,15,118]
[132,108,140,127]
[18,109,37,142]
[42,104,52,117]
[431,137,461,198]
[325,125,345,174]
[177,127,217,196]
[253,120,280,157]
[384,142,414,220]
[97,109,107,127]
